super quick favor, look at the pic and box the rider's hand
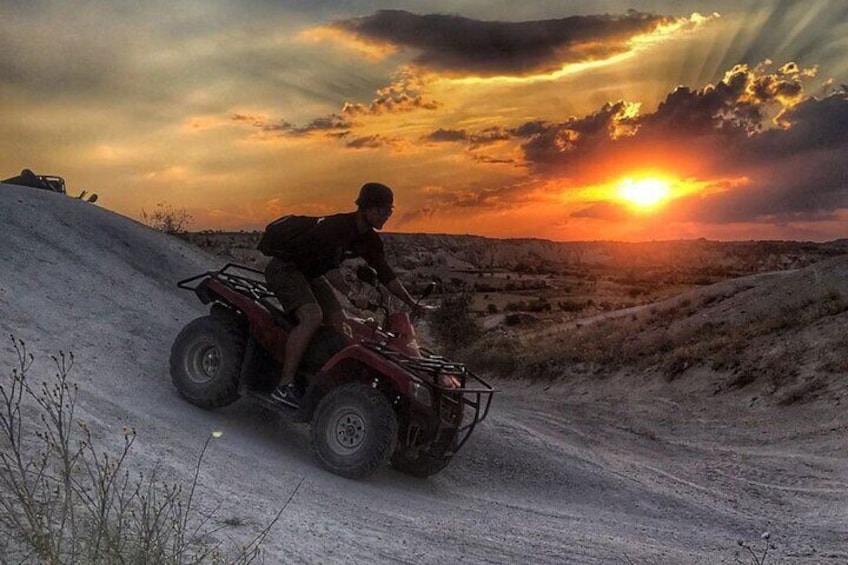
[409,303,432,319]
[348,293,371,310]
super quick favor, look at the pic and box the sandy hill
[1,183,846,563]
[494,255,848,405]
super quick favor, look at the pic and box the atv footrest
[246,391,310,423]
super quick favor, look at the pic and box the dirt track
[1,184,846,563]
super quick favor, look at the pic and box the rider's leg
[279,302,323,387]
[311,276,344,327]
[264,259,323,392]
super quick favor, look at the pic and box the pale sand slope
[0,183,845,563]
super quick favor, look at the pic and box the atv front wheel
[310,383,397,479]
[170,315,246,409]
[391,451,453,478]
[391,429,458,478]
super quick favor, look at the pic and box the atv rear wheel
[170,315,246,409]
[310,383,397,479]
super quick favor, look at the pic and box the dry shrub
[727,342,804,392]
[0,338,285,564]
[459,336,519,376]
[462,276,847,389]
[431,291,481,351]
[141,203,193,235]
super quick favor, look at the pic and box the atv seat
[265,301,296,331]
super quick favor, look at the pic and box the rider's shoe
[270,382,303,408]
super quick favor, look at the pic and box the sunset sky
[2,1,847,241]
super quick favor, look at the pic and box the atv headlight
[438,373,462,389]
[410,381,431,407]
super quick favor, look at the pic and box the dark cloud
[235,69,437,145]
[422,127,517,165]
[345,134,396,149]
[469,126,512,147]
[288,114,353,136]
[231,113,352,137]
[744,93,848,159]
[423,102,636,164]
[632,63,809,140]
[333,9,674,76]
[518,101,635,172]
[393,207,435,229]
[422,126,511,146]
[678,146,848,224]
[423,128,468,142]
[511,120,549,137]
[231,114,261,124]
[516,63,813,176]
[415,181,541,211]
[342,93,439,115]
[512,62,848,224]
[471,155,516,166]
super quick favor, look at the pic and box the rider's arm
[360,231,423,313]
[386,278,419,309]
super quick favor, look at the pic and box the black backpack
[257,215,320,257]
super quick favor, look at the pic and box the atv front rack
[362,340,495,453]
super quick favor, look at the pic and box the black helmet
[356,182,394,208]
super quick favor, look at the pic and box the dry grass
[0,337,287,564]
[462,281,848,403]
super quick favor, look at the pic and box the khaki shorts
[264,258,340,317]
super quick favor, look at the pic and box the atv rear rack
[178,263,273,300]
[177,263,288,317]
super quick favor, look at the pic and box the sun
[617,177,671,208]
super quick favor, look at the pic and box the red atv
[170,264,494,479]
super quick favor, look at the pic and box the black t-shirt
[276,212,396,283]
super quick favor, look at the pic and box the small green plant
[0,337,289,564]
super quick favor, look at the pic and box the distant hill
[469,254,848,406]
[186,230,848,276]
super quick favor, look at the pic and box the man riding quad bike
[257,183,420,409]
[170,263,494,478]
[170,182,493,479]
